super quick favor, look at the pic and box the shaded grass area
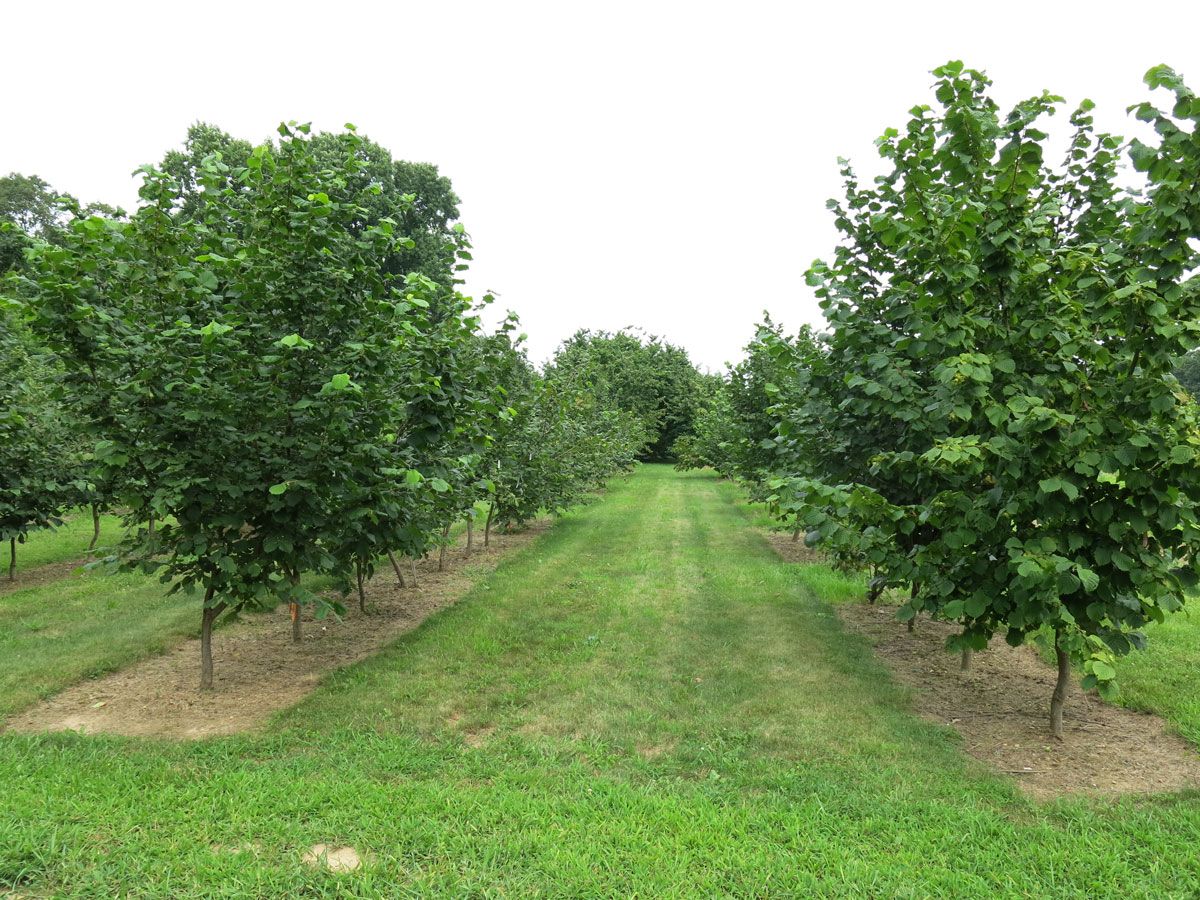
[1,467,1199,897]
[0,505,493,721]
[4,508,125,574]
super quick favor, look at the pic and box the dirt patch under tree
[761,530,826,565]
[4,523,548,739]
[838,600,1200,800]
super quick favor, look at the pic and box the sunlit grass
[2,467,1200,897]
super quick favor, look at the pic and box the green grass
[1116,609,1200,746]
[3,466,1200,897]
[4,508,125,573]
[0,567,199,718]
[0,503,495,720]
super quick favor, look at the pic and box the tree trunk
[791,527,801,543]
[148,512,156,539]
[289,568,303,643]
[7,537,14,581]
[439,524,450,571]
[387,550,406,587]
[409,557,418,588]
[88,503,101,552]
[1051,632,1071,740]
[484,502,495,550]
[466,517,474,555]
[907,582,918,632]
[960,647,973,671]
[356,558,367,613]
[866,574,882,604]
[200,590,227,691]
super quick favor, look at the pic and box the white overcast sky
[4,1,1198,370]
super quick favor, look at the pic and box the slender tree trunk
[7,537,15,581]
[791,527,801,543]
[409,557,418,588]
[1051,631,1071,740]
[439,524,450,571]
[484,502,495,550]
[88,503,101,552]
[148,512,156,539]
[289,567,304,643]
[960,647,973,671]
[466,517,474,555]
[907,581,918,632]
[356,558,367,613]
[387,550,406,587]
[200,589,227,691]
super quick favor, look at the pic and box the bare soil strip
[5,523,548,739]
[761,530,825,564]
[0,558,91,596]
[837,601,1200,800]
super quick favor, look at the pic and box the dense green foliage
[550,329,702,460]
[681,63,1200,736]
[0,306,66,573]
[2,122,642,685]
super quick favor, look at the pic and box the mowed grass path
[3,466,1200,897]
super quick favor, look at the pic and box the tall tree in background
[550,329,701,460]
[160,122,461,286]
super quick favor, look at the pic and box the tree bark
[1051,632,1071,739]
[289,567,303,643]
[200,589,227,691]
[907,582,918,632]
[439,524,450,571]
[792,527,801,543]
[960,647,973,671]
[88,503,101,552]
[466,517,473,554]
[387,550,406,587]
[356,557,367,613]
[484,502,495,550]
[148,512,156,539]
[7,537,15,581]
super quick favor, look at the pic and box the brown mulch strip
[838,601,1200,800]
[762,530,825,564]
[0,558,94,596]
[4,524,548,740]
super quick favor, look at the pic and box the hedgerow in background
[550,329,701,460]
[0,303,67,578]
[784,62,1200,736]
[483,324,647,533]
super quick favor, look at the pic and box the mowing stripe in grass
[3,466,1200,897]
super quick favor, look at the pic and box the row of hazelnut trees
[0,123,646,687]
[677,63,1200,737]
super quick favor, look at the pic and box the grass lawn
[3,466,1200,897]
[3,508,125,574]
[0,569,198,719]
[1116,610,1200,746]
[0,504,494,722]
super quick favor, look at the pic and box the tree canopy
[550,329,702,461]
